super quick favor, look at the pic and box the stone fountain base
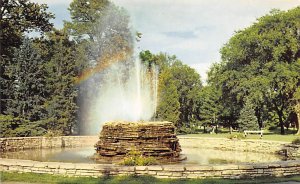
[93,121,185,162]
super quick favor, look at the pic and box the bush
[0,115,46,137]
[44,130,63,137]
[119,149,157,166]
[292,137,300,145]
[227,133,245,140]
[178,125,198,134]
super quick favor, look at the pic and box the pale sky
[33,0,300,82]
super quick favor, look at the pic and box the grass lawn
[179,128,300,142]
[1,172,300,184]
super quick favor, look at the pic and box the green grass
[179,128,300,142]
[1,172,300,184]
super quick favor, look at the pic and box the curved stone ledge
[179,137,300,157]
[0,136,98,152]
[1,136,299,158]
[0,158,300,179]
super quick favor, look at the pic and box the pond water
[0,146,286,165]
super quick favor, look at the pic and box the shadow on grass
[1,172,300,184]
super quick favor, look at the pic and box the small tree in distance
[237,99,259,132]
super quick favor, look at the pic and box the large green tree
[41,30,80,135]
[169,61,202,129]
[0,0,54,114]
[156,70,180,126]
[65,0,110,41]
[237,99,259,131]
[65,0,133,133]
[3,38,47,136]
[218,7,300,134]
[198,85,222,131]
[140,51,202,131]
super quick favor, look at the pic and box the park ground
[1,128,299,184]
[0,172,300,184]
[179,127,300,142]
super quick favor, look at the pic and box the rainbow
[74,47,133,85]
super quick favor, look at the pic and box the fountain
[70,5,185,162]
[93,121,185,162]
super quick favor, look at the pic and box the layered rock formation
[94,121,184,162]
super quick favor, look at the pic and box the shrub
[44,130,63,137]
[0,115,46,137]
[227,133,245,140]
[120,149,157,166]
[292,137,300,145]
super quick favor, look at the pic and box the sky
[33,0,300,82]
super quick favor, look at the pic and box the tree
[198,85,222,132]
[65,0,110,41]
[0,0,54,114]
[169,61,202,129]
[4,38,47,136]
[41,30,80,135]
[140,50,203,131]
[219,7,300,134]
[65,0,133,133]
[237,100,259,131]
[293,87,300,135]
[156,70,180,126]
[140,50,176,72]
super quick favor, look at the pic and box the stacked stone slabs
[93,121,185,162]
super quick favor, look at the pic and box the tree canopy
[1,0,299,137]
[208,7,300,134]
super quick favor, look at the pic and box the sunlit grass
[1,172,300,184]
[179,128,300,142]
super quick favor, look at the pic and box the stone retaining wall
[179,137,300,157]
[0,136,98,152]
[0,158,299,179]
[1,136,299,157]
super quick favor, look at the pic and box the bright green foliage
[141,51,203,131]
[140,50,176,72]
[2,172,300,184]
[65,0,110,41]
[214,7,300,134]
[227,133,245,140]
[237,100,259,131]
[156,69,180,126]
[120,149,157,166]
[168,61,202,129]
[198,85,222,129]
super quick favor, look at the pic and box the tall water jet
[134,58,142,121]
[76,4,160,135]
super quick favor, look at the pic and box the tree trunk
[274,103,285,135]
[295,103,300,135]
[278,112,285,135]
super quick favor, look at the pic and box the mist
[78,4,158,135]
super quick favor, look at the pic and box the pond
[0,146,285,165]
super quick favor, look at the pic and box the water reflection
[0,146,285,165]
[181,147,284,164]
